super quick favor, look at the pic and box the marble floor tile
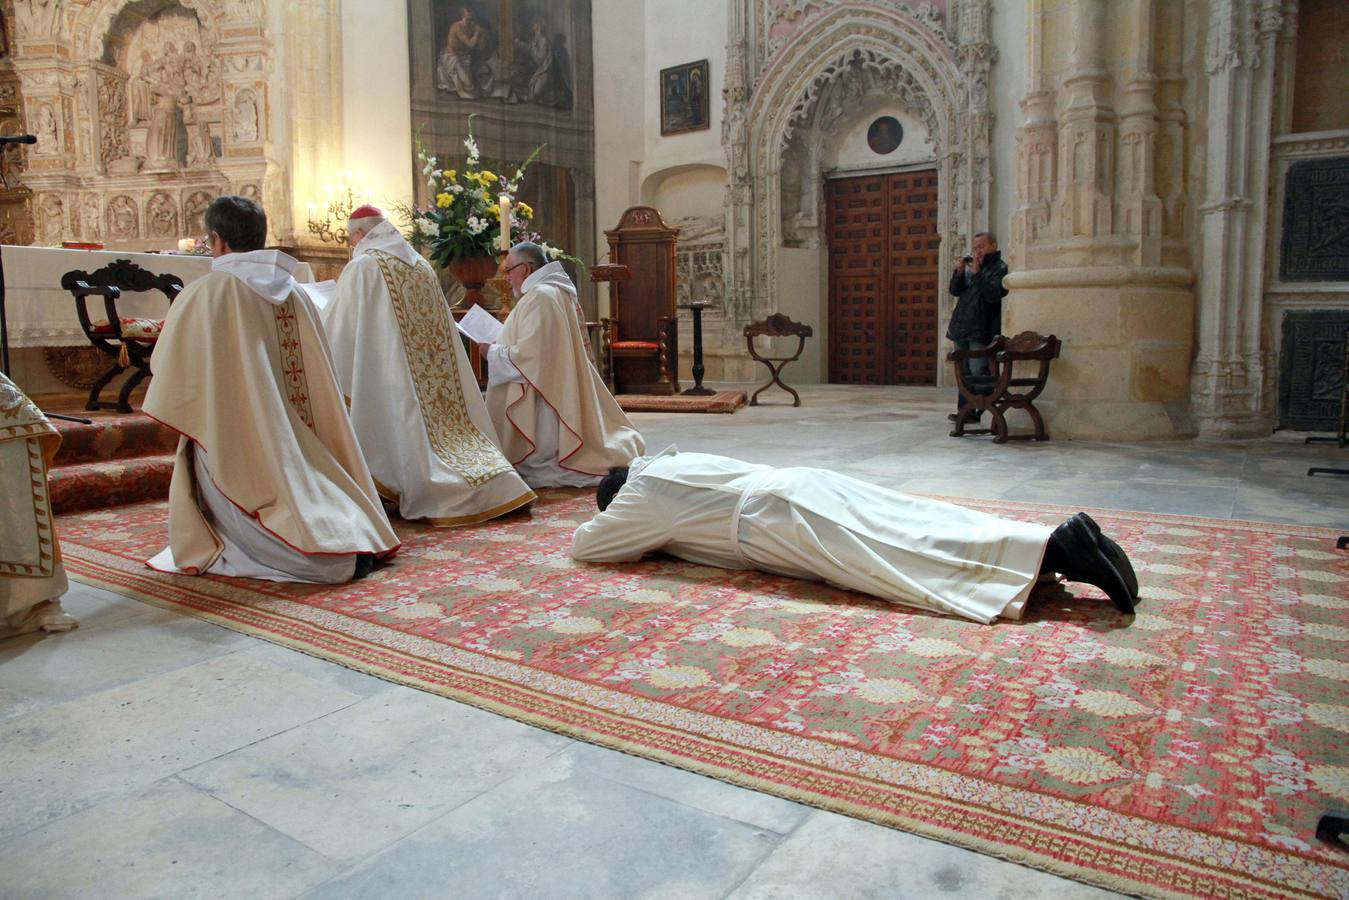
[728,809,1118,900]
[181,689,572,862]
[303,752,781,899]
[0,652,364,842]
[2,776,337,900]
[0,602,253,707]
[560,741,812,835]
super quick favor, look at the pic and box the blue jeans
[953,339,991,411]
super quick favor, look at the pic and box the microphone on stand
[0,134,37,145]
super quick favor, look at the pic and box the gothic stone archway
[727,3,995,386]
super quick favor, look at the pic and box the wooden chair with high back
[60,259,183,412]
[604,207,680,395]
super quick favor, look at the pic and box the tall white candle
[499,195,511,252]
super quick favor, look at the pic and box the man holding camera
[946,231,1009,425]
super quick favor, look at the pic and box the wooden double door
[826,169,940,385]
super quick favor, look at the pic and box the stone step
[49,454,174,516]
[50,412,177,466]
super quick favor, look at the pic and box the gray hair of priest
[509,241,548,270]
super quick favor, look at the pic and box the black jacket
[946,250,1009,343]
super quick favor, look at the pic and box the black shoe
[353,552,376,580]
[1076,513,1138,602]
[947,410,981,423]
[1047,516,1135,614]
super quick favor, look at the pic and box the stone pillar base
[1002,266,1196,441]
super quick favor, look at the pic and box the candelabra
[306,186,362,244]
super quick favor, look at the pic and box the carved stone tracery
[728,1,987,362]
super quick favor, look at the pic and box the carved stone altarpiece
[9,0,274,248]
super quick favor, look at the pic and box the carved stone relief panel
[36,191,62,242]
[183,189,212,235]
[230,87,259,143]
[673,214,727,309]
[145,190,178,238]
[112,6,224,173]
[106,193,138,239]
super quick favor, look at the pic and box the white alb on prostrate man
[485,241,644,487]
[144,195,399,583]
[573,449,1139,624]
[323,205,536,525]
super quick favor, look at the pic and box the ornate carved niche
[101,3,225,174]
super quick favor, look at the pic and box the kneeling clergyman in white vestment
[1,374,78,639]
[486,241,644,488]
[144,195,399,583]
[322,206,535,524]
[572,449,1138,623]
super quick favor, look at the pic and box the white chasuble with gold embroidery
[573,451,1052,624]
[0,374,76,638]
[144,251,399,579]
[323,228,535,525]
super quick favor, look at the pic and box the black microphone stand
[0,135,91,424]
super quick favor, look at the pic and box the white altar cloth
[2,246,314,348]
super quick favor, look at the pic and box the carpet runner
[47,410,176,514]
[54,494,1349,899]
[617,390,747,414]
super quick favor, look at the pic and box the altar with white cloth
[1,245,314,394]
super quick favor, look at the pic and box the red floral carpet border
[56,494,1349,899]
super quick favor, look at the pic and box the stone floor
[4,385,1346,899]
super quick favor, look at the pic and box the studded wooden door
[826,169,939,384]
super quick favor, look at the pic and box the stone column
[721,0,754,334]
[279,0,343,244]
[1010,0,1057,269]
[1189,0,1283,437]
[1003,0,1196,439]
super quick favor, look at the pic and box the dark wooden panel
[826,169,939,385]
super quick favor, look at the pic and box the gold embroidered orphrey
[273,298,315,430]
[371,250,514,487]
[0,375,60,578]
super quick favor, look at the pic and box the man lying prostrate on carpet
[143,195,400,583]
[571,448,1138,624]
[484,241,644,488]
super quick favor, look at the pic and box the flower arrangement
[399,121,554,268]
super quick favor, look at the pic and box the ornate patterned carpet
[45,410,177,514]
[56,493,1349,899]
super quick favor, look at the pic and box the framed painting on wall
[660,59,709,136]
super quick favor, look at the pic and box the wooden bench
[948,331,1061,443]
[744,313,812,407]
[60,259,182,412]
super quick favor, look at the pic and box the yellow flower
[442,168,456,180]
[485,203,499,218]
[435,192,453,208]
[479,169,497,184]
[516,202,534,219]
